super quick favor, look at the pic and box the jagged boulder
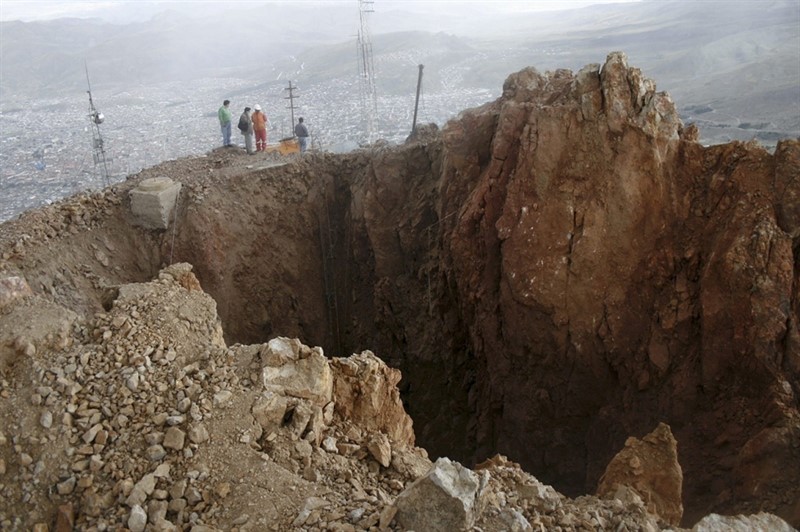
[251,390,292,435]
[330,350,414,447]
[597,422,683,526]
[393,457,488,532]
[260,336,332,407]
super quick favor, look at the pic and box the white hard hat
[254,104,261,111]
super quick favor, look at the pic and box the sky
[0,0,643,22]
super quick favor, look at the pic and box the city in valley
[0,74,495,223]
[1,0,797,223]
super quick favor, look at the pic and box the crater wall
[1,52,798,526]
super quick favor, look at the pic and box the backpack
[237,115,248,132]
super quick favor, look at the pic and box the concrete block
[129,177,181,230]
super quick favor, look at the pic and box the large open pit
[2,55,799,527]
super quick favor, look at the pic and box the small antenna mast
[356,0,377,144]
[85,62,110,187]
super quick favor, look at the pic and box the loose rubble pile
[0,264,795,531]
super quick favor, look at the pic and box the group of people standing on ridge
[217,99,310,154]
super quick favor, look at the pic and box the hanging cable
[168,185,182,265]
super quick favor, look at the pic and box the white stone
[261,338,332,406]
[126,373,140,392]
[322,436,338,453]
[394,457,488,532]
[163,427,185,450]
[82,423,103,444]
[0,276,32,309]
[517,478,561,512]
[251,392,290,434]
[128,504,147,532]
[146,444,167,461]
[692,512,795,532]
[188,423,209,444]
[500,508,533,532]
[57,476,76,495]
[366,433,392,467]
[213,390,233,407]
[154,463,171,478]
[126,487,147,508]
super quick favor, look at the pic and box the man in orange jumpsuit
[252,104,268,152]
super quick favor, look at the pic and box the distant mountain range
[1,0,798,144]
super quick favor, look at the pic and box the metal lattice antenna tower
[285,80,299,134]
[356,0,377,144]
[85,63,110,187]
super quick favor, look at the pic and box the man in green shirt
[218,99,232,147]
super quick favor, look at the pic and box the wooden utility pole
[412,64,424,134]
[284,80,299,132]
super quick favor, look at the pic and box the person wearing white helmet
[252,104,268,152]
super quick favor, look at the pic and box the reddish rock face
[164,53,797,525]
[436,52,799,524]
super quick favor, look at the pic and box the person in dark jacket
[238,107,254,154]
[294,117,310,152]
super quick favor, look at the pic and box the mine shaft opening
[172,160,672,524]
[166,150,638,515]
[172,160,490,495]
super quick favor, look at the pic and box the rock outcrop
[331,351,414,448]
[597,422,683,525]
[433,51,800,524]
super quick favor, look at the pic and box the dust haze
[0,0,798,221]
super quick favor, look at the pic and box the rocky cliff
[434,52,800,524]
[0,52,798,530]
